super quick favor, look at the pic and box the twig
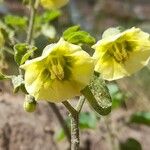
[62,101,76,115]
[26,0,39,44]
[76,96,85,113]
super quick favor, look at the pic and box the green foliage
[22,0,30,5]
[120,138,142,150]
[14,43,37,65]
[107,83,124,109]
[35,10,61,26]
[55,112,98,141]
[4,15,27,28]
[130,112,150,126]
[79,112,97,129]
[63,25,96,45]
[82,72,112,116]
[42,10,61,23]
[54,128,65,142]
[0,72,10,80]
[63,25,80,39]
[0,21,15,44]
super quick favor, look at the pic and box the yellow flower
[40,0,69,9]
[21,38,94,102]
[92,27,150,81]
[0,29,5,48]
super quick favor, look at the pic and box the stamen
[50,57,64,80]
[113,43,128,63]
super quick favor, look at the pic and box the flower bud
[23,95,37,112]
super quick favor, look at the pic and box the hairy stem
[25,0,72,145]
[48,102,71,142]
[62,101,80,150]
[26,0,39,44]
[76,96,85,113]
[70,113,79,150]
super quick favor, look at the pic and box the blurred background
[0,0,150,150]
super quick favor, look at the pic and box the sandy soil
[0,83,150,150]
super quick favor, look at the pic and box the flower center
[50,57,65,80]
[111,43,129,63]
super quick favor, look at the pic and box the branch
[76,96,85,113]
[26,0,39,44]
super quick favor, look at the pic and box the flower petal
[124,49,150,75]
[22,38,94,102]
[95,53,128,81]
[93,27,150,80]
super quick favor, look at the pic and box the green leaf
[0,21,15,44]
[42,10,61,23]
[79,112,97,129]
[63,25,95,45]
[67,31,95,45]
[81,72,112,116]
[0,72,10,80]
[107,83,119,95]
[4,15,27,27]
[130,112,150,126]
[63,25,80,39]
[11,75,24,93]
[54,128,66,142]
[22,0,30,5]
[107,83,124,109]
[14,43,37,65]
[120,138,142,150]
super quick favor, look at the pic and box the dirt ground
[0,82,150,150]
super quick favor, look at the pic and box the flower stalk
[62,101,80,150]
[70,112,79,150]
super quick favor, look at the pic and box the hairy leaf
[63,25,95,45]
[4,15,27,27]
[14,43,37,65]
[0,72,10,80]
[82,72,112,116]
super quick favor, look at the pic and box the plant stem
[76,96,85,113]
[62,101,80,150]
[3,47,14,55]
[70,112,79,150]
[48,102,71,142]
[26,0,39,44]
